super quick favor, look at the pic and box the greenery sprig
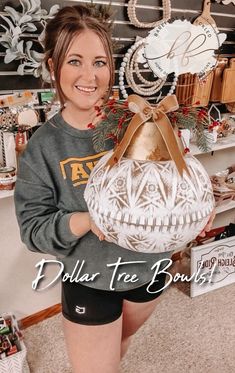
[90,99,134,152]
[168,105,219,152]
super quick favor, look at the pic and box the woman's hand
[197,209,216,238]
[89,215,105,241]
[69,212,105,241]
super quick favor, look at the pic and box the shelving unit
[215,200,235,214]
[0,189,14,199]
[190,133,235,221]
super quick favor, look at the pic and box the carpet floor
[22,275,235,373]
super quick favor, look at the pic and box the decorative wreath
[0,0,59,81]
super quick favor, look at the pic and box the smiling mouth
[75,86,97,93]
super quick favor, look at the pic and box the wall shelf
[191,134,235,156]
[215,200,235,214]
[0,190,14,199]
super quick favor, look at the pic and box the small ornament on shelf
[0,107,37,134]
[210,168,235,206]
[207,104,220,142]
[215,0,235,5]
[217,119,233,138]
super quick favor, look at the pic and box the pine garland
[90,99,217,153]
[92,99,133,152]
[168,106,217,152]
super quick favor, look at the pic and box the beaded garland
[127,0,171,29]
[119,38,178,100]
[119,0,177,100]
[119,39,165,99]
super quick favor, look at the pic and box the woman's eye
[68,60,81,66]
[95,60,107,67]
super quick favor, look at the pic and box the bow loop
[106,94,189,177]
[156,95,179,114]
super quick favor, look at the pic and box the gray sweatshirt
[14,112,173,291]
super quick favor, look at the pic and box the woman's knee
[63,315,123,373]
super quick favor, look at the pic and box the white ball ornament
[84,95,215,253]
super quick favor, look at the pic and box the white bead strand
[166,74,178,96]
[126,46,165,96]
[127,0,171,29]
[119,40,166,98]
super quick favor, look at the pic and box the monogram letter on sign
[143,19,226,80]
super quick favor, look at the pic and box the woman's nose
[80,64,95,80]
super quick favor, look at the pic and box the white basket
[0,313,30,373]
[0,341,29,373]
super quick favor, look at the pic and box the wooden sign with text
[190,236,235,297]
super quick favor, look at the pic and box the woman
[14,4,214,373]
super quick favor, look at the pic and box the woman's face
[60,29,110,115]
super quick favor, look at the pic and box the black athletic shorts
[61,272,167,325]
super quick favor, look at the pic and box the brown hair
[43,4,115,105]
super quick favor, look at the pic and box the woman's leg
[63,315,123,373]
[121,295,163,358]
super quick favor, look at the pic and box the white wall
[0,195,60,320]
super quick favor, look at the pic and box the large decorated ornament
[84,95,215,253]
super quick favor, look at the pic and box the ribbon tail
[153,112,190,177]
[105,112,151,168]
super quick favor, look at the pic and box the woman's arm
[15,151,105,258]
[14,156,86,258]
[69,212,90,237]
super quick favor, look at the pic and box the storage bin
[0,313,30,373]
[0,341,29,373]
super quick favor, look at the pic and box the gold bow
[106,94,189,176]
